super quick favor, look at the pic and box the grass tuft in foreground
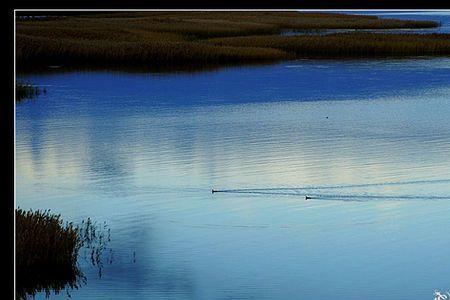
[16,209,83,299]
[16,209,111,299]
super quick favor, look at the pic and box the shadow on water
[16,213,113,300]
[16,60,281,76]
[16,55,439,77]
[103,227,196,299]
[16,266,86,300]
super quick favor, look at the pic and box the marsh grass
[16,12,447,70]
[16,82,41,101]
[16,209,111,299]
[208,33,450,57]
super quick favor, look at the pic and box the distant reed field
[208,33,450,57]
[15,12,450,69]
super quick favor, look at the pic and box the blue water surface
[16,12,450,300]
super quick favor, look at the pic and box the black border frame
[5,2,450,300]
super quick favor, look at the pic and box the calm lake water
[16,12,450,300]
